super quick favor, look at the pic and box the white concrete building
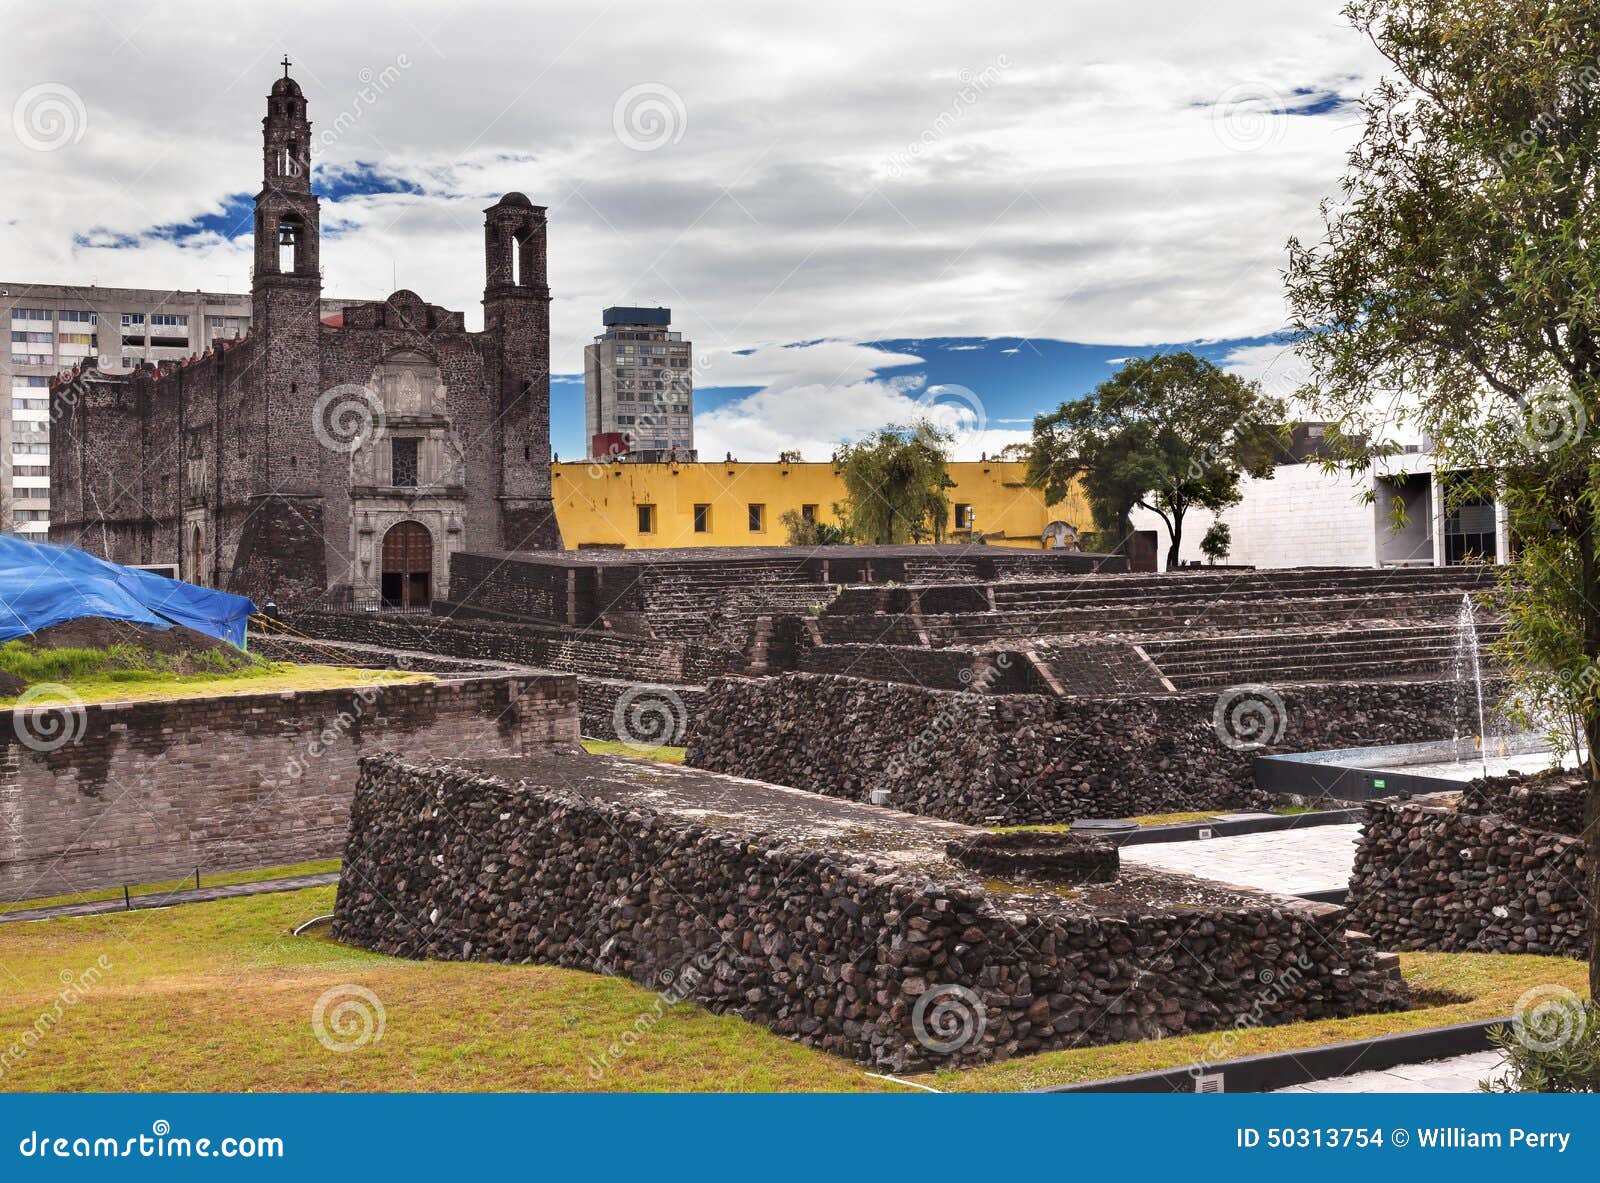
[1129,435,1509,569]
[2,282,346,537]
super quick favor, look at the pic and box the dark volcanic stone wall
[290,609,742,683]
[685,673,1461,825]
[332,754,1405,1072]
[1457,771,1588,836]
[1348,800,1589,956]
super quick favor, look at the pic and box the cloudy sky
[0,0,1380,459]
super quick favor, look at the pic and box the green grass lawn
[0,886,896,1092]
[0,858,342,915]
[0,885,1583,1092]
[0,663,431,708]
[580,738,687,764]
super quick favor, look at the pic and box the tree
[1027,352,1284,569]
[832,422,955,544]
[779,508,846,547]
[1283,0,1600,995]
[1200,521,1232,566]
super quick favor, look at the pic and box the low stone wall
[577,678,705,746]
[289,609,743,684]
[685,673,1460,825]
[1347,800,1589,956]
[332,753,1405,1072]
[1457,770,1588,836]
[0,673,578,901]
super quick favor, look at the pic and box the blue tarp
[0,535,256,647]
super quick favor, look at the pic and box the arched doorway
[381,521,432,609]
[190,524,205,585]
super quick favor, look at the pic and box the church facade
[48,66,563,607]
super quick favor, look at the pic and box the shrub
[1481,996,1600,1092]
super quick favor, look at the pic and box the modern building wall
[1,283,345,537]
[1128,453,1508,569]
[550,458,1092,550]
[582,306,694,458]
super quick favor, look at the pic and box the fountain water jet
[1454,591,1490,778]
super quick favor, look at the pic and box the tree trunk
[1166,513,1184,571]
[1577,502,1600,1003]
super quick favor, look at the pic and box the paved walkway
[0,871,340,925]
[1120,824,1361,897]
[1274,1050,1506,1093]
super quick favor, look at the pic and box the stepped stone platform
[332,750,1407,1071]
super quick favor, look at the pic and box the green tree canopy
[1283,0,1600,993]
[831,422,955,544]
[1026,352,1284,569]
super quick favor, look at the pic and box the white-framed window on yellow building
[637,503,656,534]
[748,503,765,532]
[693,504,711,533]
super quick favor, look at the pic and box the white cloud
[0,0,1380,379]
[694,340,1030,460]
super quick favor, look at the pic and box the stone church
[49,66,563,606]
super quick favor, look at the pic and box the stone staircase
[625,558,836,642]
[1138,621,1503,690]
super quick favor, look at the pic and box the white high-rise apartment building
[1,283,344,536]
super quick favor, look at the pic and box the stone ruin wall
[1348,797,1590,957]
[685,672,1464,825]
[332,754,1407,1072]
[0,673,578,901]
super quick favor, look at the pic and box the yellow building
[551,459,1091,551]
